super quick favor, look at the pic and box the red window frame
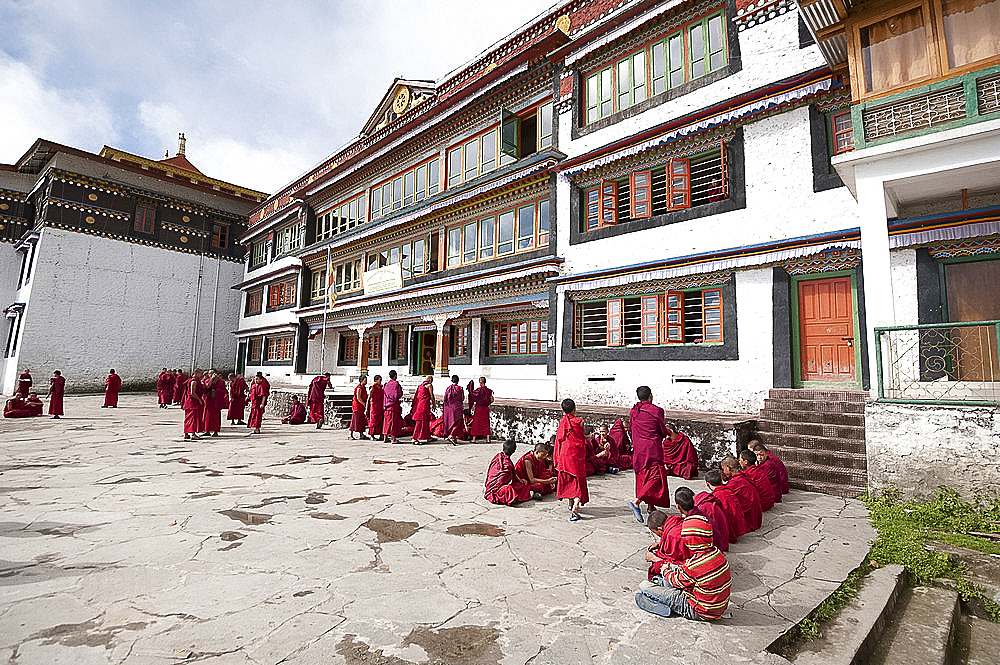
[340,334,359,363]
[630,170,652,219]
[245,288,263,316]
[667,158,690,210]
[265,336,294,361]
[490,319,547,356]
[451,325,470,356]
[248,337,263,363]
[663,291,685,343]
[365,332,381,360]
[211,223,229,248]
[606,299,623,346]
[268,279,297,308]
[134,204,155,234]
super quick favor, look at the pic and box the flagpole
[320,246,330,373]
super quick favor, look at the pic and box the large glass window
[860,6,931,94]
[573,288,724,348]
[370,158,439,220]
[489,319,548,356]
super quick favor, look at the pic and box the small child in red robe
[645,509,690,580]
[555,399,589,522]
[484,440,535,505]
[514,443,557,495]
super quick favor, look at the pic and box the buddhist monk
[584,426,613,475]
[691,484,731,552]
[628,385,673,522]
[738,448,776,511]
[16,368,32,398]
[227,373,248,425]
[367,375,385,441]
[173,369,187,406]
[555,398,589,521]
[484,440,534,505]
[281,395,308,424]
[662,425,699,479]
[703,469,748,541]
[182,369,205,440]
[441,375,467,446]
[25,393,44,417]
[246,374,268,435]
[382,370,403,444]
[4,397,32,418]
[308,372,331,429]
[514,443,557,495]
[646,510,689,578]
[48,370,65,419]
[467,376,494,443]
[720,456,763,531]
[201,370,226,437]
[349,376,369,440]
[411,375,434,444]
[102,369,122,408]
[156,368,173,408]
[750,440,790,497]
[607,418,633,470]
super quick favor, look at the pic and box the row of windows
[340,332,383,364]
[274,224,301,257]
[371,158,440,221]
[318,192,368,242]
[446,199,550,268]
[130,203,229,248]
[366,237,429,280]
[246,335,293,364]
[573,288,722,348]
[491,319,548,356]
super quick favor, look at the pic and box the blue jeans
[635,574,699,620]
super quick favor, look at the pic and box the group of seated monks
[4,393,45,418]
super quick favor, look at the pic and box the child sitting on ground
[484,440,536,505]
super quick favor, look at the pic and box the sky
[0,0,555,194]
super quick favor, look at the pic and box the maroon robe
[711,485,750,540]
[350,383,368,433]
[763,454,790,496]
[745,464,776,511]
[693,492,731,552]
[468,383,493,437]
[25,398,44,416]
[173,373,187,404]
[104,373,122,407]
[48,375,65,416]
[202,376,226,433]
[629,401,672,509]
[282,402,307,424]
[484,451,531,505]
[367,382,384,435]
[182,378,204,434]
[648,514,691,579]
[554,414,589,504]
[431,414,469,439]
[411,383,433,441]
[156,372,173,405]
[585,435,609,475]
[4,398,32,418]
[441,384,465,437]
[16,371,32,398]
[726,472,763,531]
[382,379,403,437]
[227,376,248,420]
[246,381,267,429]
[662,431,699,479]
[513,451,555,494]
[307,375,329,423]
[607,418,633,470]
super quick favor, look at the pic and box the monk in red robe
[484,440,534,505]
[514,443,557,495]
[102,369,122,408]
[227,373,248,425]
[692,484,731,552]
[182,369,205,439]
[25,393,44,417]
[662,426,699,479]
[467,377,494,442]
[628,385,672,522]
[48,371,65,418]
[645,510,690,579]
[584,427,612,475]
[411,375,434,444]
[607,418,633,470]
[308,372,331,429]
[201,370,226,436]
[441,375,468,445]
[16,369,32,398]
[704,469,749,541]
[246,374,268,434]
[751,440,790,497]
[382,370,403,443]
[721,456,763,531]
[281,395,308,424]
[172,370,187,406]
[4,397,32,418]
[349,376,369,439]
[738,449,776,511]
[367,375,385,440]
[555,398,589,521]
[156,368,173,408]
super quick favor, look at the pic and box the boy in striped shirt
[635,487,731,620]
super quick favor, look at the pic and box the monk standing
[227,373,248,425]
[182,369,205,440]
[48,370,65,419]
[201,370,226,437]
[16,368,32,398]
[102,369,122,408]
[172,369,187,406]
[411,375,434,445]
[441,375,467,446]
[246,374,268,435]
[628,385,673,523]
[467,377,494,443]
[367,375,385,441]
[349,376,369,440]
[382,370,403,444]
[555,398,589,522]
[307,372,331,430]
[156,368,172,408]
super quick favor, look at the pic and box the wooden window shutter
[630,170,652,219]
[599,179,617,226]
[663,291,684,343]
[640,295,659,344]
[500,109,520,160]
[573,302,582,348]
[490,324,500,355]
[719,140,729,198]
[702,289,723,342]
[586,187,600,231]
[606,299,623,346]
[667,158,690,210]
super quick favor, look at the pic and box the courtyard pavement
[0,393,874,664]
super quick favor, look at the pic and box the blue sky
[0,0,552,193]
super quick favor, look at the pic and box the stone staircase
[753,388,868,498]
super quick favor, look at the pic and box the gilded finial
[178,132,187,156]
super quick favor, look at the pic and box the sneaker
[608,467,620,474]
[638,580,656,591]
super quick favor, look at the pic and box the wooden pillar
[352,324,371,379]
[434,323,450,378]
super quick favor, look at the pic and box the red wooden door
[798,277,856,382]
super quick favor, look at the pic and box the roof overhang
[794,0,861,70]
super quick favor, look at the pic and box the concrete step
[756,431,867,455]
[764,398,866,414]
[965,616,1000,665]
[869,586,960,665]
[760,409,866,427]
[756,419,865,440]
[765,444,868,471]
[790,564,906,665]
[769,388,868,403]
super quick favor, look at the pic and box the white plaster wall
[0,244,25,394]
[889,249,919,325]
[555,269,773,414]
[15,228,242,392]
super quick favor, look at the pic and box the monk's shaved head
[739,449,757,467]
[749,440,768,452]
[720,456,740,473]
[503,439,517,456]
[674,487,695,512]
[646,509,668,531]
[705,469,723,488]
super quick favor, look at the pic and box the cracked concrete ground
[0,394,874,664]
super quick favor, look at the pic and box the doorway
[792,272,861,386]
[944,258,1000,381]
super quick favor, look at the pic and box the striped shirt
[664,513,731,621]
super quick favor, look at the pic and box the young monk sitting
[720,456,763,531]
[4,397,33,418]
[690,484,731,553]
[645,509,690,578]
[584,426,614,476]
[606,418,633,470]
[484,440,536,505]
[592,424,621,474]
[750,440,789,497]
[635,493,732,621]
[25,393,44,417]
[703,469,749,541]
[514,443,557,496]
[281,395,308,424]
[738,448,776,511]
[662,425,699,479]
